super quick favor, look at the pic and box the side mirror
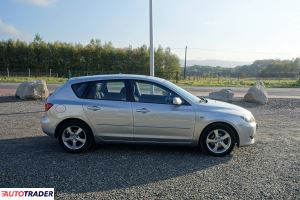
[173,97,182,105]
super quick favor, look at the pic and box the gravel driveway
[0,96,299,199]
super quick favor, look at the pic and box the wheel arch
[54,118,94,139]
[199,122,240,146]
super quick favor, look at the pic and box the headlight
[240,115,255,123]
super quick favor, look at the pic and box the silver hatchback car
[41,74,256,156]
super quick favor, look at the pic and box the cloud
[18,0,56,7]
[0,18,21,36]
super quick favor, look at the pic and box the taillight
[45,103,53,111]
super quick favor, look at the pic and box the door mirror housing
[173,97,182,105]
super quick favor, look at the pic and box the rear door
[78,80,133,139]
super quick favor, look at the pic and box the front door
[131,80,195,142]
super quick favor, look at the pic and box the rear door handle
[87,106,102,111]
[136,108,150,113]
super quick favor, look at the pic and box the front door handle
[87,105,102,111]
[136,108,150,113]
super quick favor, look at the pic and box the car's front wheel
[58,121,94,153]
[200,123,236,156]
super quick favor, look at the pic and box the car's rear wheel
[200,123,236,156]
[58,121,93,153]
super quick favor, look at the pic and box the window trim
[129,80,191,106]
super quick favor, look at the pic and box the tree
[0,35,181,77]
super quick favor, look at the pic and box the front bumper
[237,122,257,146]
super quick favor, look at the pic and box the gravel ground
[0,96,299,199]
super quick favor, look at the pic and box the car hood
[196,98,252,116]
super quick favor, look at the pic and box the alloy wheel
[206,129,232,154]
[62,126,87,150]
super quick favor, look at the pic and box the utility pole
[184,45,187,79]
[149,0,154,76]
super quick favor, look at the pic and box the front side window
[133,81,176,104]
[164,80,200,103]
[73,80,127,101]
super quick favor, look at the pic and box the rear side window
[106,82,125,93]
[72,80,127,101]
[72,82,89,98]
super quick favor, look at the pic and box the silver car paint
[83,99,133,138]
[132,101,195,141]
[41,74,256,146]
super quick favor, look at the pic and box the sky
[0,0,300,63]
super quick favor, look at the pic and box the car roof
[68,74,166,84]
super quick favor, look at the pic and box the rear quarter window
[71,82,89,98]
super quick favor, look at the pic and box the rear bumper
[237,122,256,146]
[41,115,56,138]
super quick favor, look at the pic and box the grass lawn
[0,76,299,88]
[0,76,68,84]
[176,78,300,88]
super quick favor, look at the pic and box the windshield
[163,80,202,103]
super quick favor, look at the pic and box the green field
[0,76,299,88]
[0,76,68,84]
[177,78,300,88]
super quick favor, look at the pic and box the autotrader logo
[0,188,54,200]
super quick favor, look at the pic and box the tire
[58,120,94,153]
[200,123,236,157]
